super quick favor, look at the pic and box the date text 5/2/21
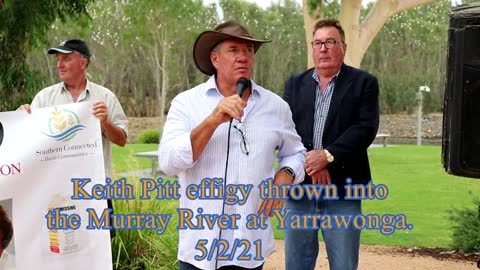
[194,239,263,261]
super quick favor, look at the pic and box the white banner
[0,102,112,270]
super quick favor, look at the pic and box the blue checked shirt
[312,71,339,149]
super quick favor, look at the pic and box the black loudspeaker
[442,3,480,178]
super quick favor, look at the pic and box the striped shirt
[158,76,306,269]
[312,71,339,149]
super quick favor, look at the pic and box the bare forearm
[102,120,127,147]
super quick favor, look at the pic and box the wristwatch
[282,166,295,179]
[324,149,334,163]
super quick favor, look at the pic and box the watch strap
[282,166,295,179]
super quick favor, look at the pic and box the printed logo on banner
[0,121,3,148]
[43,107,86,141]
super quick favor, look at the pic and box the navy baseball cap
[48,39,91,59]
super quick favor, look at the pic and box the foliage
[136,129,161,144]
[362,0,451,113]
[0,0,92,111]
[111,179,179,270]
[221,0,306,94]
[448,196,480,252]
[15,0,462,115]
[111,145,177,269]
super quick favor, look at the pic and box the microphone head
[236,78,250,97]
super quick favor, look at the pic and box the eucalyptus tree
[124,0,217,120]
[303,0,435,68]
[0,0,92,111]
[220,0,306,95]
[362,0,451,113]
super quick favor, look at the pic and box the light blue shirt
[158,76,306,269]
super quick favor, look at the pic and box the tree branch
[360,0,433,57]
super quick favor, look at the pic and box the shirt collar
[312,68,341,84]
[204,75,261,98]
[60,79,91,94]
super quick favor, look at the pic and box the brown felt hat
[193,20,271,75]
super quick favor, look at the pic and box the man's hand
[258,169,293,217]
[209,95,246,125]
[310,168,331,185]
[92,100,127,147]
[17,104,32,113]
[92,101,109,124]
[191,94,246,161]
[305,150,329,176]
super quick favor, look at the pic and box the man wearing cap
[18,39,128,178]
[158,21,305,270]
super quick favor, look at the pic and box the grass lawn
[112,143,158,173]
[112,144,480,248]
[363,145,480,248]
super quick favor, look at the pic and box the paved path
[265,240,476,270]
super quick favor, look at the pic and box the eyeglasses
[234,122,249,155]
[311,39,342,49]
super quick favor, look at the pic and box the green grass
[111,178,179,270]
[112,144,480,249]
[111,144,180,269]
[361,145,480,248]
[112,144,158,173]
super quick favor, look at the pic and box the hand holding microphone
[211,78,251,124]
[236,77,250,98]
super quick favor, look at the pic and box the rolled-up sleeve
[108,94,128,136]
[276,103,306,184]
[158,95,196,176]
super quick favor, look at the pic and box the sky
[203,0,302,9]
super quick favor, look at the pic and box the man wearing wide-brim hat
[159,20,306,270]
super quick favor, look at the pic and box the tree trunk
[43,50,55,84]
[160,31,168,128]
[153,39,162,117]
[304,0,434,68]
[302,0,321,68]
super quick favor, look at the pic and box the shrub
[449,197,480,253]
[137,130,160,144]
[111,178,179,270]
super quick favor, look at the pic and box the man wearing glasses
[158,20,305,270]
[283,19,379,270]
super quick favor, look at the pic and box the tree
[362,0,451,113]
[19,0,455,116]
[221,0,306,94]
[0,0,92,111]
[303,0,434,68]
[124,0,217,118]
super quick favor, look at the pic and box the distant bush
[136,129,160,144]
[449,197,480,252]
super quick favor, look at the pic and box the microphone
[236,78,250,98]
